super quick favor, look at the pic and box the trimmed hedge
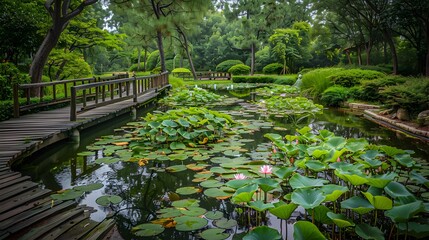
[274,76,296,85]
[228,64,250,75]
[358,76,407,102]
[328,69,385,87]
[321,86,349,107]
[216,60,243,72]
[232,76,276,83]
[263,63,283,74]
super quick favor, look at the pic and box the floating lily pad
[51,189,83,201]
[132,223,164,237]
[226,179,252,189]
[157,208,183,218]
[77,151,95,156]
[180,207,207,216]
[176,187,201,195]
[186,163,209,171]
[174,216,208,231]
[214,218,237,229]
[200,180,224,188]
[205,211,224,220]
[243,226,281,240]
[73,182,104,192]
[95,157,120,164]
[200,228,230,240]
[166,165,187,172]
[96,195,122,206]
[204,188,232,198]
[172,199,200,208]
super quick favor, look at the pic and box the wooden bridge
[0,72,170,239]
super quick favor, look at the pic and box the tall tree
[29,0,98,85]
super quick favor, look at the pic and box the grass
[301,68,344,98]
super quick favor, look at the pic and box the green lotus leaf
[385,200,424,223]
[243,226,282,240]
[194,172,213,179]
[73,182,104,192]
[86,145,104,151]
[214,218,237,229]
[132,223,164,237]
[305,160,327,172]
[341,196,374,215]
[410,171,429,187]
[380,145,405,156]
[269,202,297,219]
[162,119,178,128]
[168,153,188,161]
[176,187,201,195]
[166,165,187,172]
[249,200,274,212]
[148,121,161,129]
[174,216,208,231]
[289,174,328,189]
[95,157,120,164]
[210,157,232,164]
[394,154,415,167]
[360,150,380,161]
[226,179,252,189]
[223,150,240,157]
[307,147,329,158]
[210,167,236,174]
[170,142,186,150]
[345,139,368,152]
[96,195,122,206]
[51,189,83,201]
[362,191,392,210]
[325,136,347,149]
[264,133,283,142]
[274,166,297,179]
[193,155,210,161]
[327,212,355,228]
[355,223,384,240]
[255,178,279,192]
[320,184,348,202]
[291,188,325,209]
[200,228,229,240]
[177,118,191,127]
[367,172,397,188]
[205,211,224,220]
[77,151,95,156]
[200,180,224,188]
[172,199,200,208]
[204,188,232,198]
[397,222,429,239]
[231,184,258,203]
[335,169,368,186]
[293,221,326,240]
[313,205,333,224]
[157,208,183,218]
[384,181,413,199]
[180,206,207,217]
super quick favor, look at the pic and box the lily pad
[166,165,187,172]
[200,229,230,240]
[73,182,104,192]
[293,221,326,240]
[172,199,200,208]
[291,188,325,209]
[214,218,237,229]
[243,226,281,240]
[96,195,122,206]
[205,211,224,220]
[176,187,201,195]
[204,188,232,198]
[269,201,297,220]
[249,200,274,212]
[385,200,424,223]
[341,196,374,215]
[200,180,224,188]
[95,157,120,164]
[180,206,207,217]
[51,189,83,201]
[157,208,183,218]
[289,174,328,189]
[132,223,164,237]
[174,216,208,231]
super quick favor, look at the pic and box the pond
[17,87,429,239]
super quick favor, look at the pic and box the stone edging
[347,102,380,110]
[364,109,429,141]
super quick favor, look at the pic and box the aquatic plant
[159,87,224,106]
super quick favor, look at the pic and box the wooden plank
[0,172,22,184]
[55,219,98,240]
[0,188,51,214]
[17,207,84,240]
[0,176,31,190]
[38,214,88,240]
[85,219,115,240]
[0,172,19,180]
[0,197,52,224]
[3,200,76,235]
[0,181,38,202]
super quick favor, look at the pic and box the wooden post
[70,87,77,121]
[133,76,138,102]
[13,84,20,118]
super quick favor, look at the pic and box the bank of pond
[18,85,429,240]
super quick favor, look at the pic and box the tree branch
[65,0,98,22]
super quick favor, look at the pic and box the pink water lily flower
[259,165,273,175]
[234,173,247,180]
[337,157,341,162]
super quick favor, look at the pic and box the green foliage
[172,68,192,79]
[160,87,223,106]
[228,64,250,75]
[151,67,162,74]
[380,77,429,115]
[169,75,185,88]
[263,63,284,75]
[129,63,145,72]
[321,86,349,107]
[301,68,344,98]
[45,50,92,80]
[0,100,13,121]
[274,76,296,85]
[259,96,323,115]
[216,60,244,72]
[256,85,299,96]
[359,76,408,102]
[146,50,160,70]
[0,62,30,100]
[328,69,385,88]
[233,76,275,83]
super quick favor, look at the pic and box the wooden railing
[13,73,129,118]
[70,71,169,121]
[196,72,231,80]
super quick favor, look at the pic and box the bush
[216,60,244,72]
[328,69,385,87]
[228,64,250,75]
[0,100,13,121]
[359,75,407,102]
[301,68,344,98]
[168,75,185,88]
[129,63,145,72]
[151,67,161,74]
[0,62,31,101]
[232,76,276,83]
[321,86,349,107]
[146,50,160,70]
[263,63,284,74]
[172,68,192,79]
[380,77,429,115]
[274,76,296,85]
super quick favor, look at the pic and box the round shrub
[228,64,250,75]
[150,67,161,74]
[0,62,30,101]
[320,86,349,107]
[172,68,192,78]
[328,69,385,88]
[129,63,145,72]
[146,50,160,70]
[263,63,284,74]
[358,76,407,102]
[216,60,244,72]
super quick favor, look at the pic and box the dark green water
[16,95,429,239]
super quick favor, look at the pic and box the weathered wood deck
[0,87,168,240]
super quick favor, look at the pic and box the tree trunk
[365,41,372,65]
[143,47,147,72]
[181,34,197,80]
[345,50,352,64]
[137,47,141,71]
[382,29,398,75]
[357,45,362,66]
[250,43,255,75]
[156,30,166,72]
[55,59,68,80]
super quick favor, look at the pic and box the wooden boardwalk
[0,88,166,240]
